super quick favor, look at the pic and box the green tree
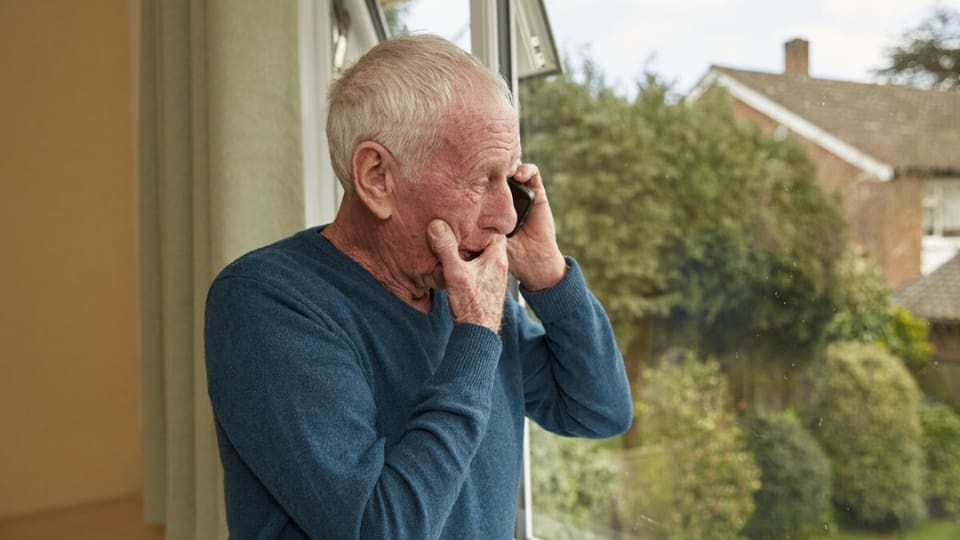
[520,64,847,406]
[876,8,960,90]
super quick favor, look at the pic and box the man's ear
[350,141,398,220]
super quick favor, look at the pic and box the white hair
[326,34,515,191]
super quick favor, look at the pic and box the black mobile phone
[507,178,534,238]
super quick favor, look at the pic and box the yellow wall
[0,0,142,518]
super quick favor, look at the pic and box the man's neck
[322,207,433,313]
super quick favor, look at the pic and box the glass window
[370,2,960,538]
[925,178,960,237]
[379,0,470,48]
[519,2,960,539]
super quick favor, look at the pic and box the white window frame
[298,0,383,227]
[921,177,960,274]
[298,0,338,227]
[468,3,541,538]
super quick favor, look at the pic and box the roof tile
[711,66,960,175]
[895,254,960,322]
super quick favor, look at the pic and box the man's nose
[486,180,517,235]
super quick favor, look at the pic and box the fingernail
[429,220,446,237]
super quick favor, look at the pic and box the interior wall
[0,0,141,518]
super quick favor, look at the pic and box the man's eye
[469,178,490,191]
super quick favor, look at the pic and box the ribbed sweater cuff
[432,323,502,399]
[520,256,589,323]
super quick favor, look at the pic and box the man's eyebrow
[470,152,523,177]
[469,159,507,177]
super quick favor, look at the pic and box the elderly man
[204,34,632,539]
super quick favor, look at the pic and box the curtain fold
[139,1,304,537]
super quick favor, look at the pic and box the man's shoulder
[208,228,357,314]
[215,229,316,284]
[211,227,386,326]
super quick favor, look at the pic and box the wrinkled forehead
[432,109,520,177]
[446,91,518,135]
[447,98,517,130]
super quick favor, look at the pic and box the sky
[397,0,960,95]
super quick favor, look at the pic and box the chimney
[784,38,809,76]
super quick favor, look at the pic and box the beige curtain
[138,1,305,537]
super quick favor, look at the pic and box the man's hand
[428,219,509,332]
[507,164,567,291]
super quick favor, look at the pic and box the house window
[924,178,960,237]
[924,192,939,236]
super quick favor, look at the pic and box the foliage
[621,351,761,539]
[806,342,927,530]
[883,307,934,374]
[825,246,934,374]
[824,246,892,342]
[528,422,621,532]
[833,520,960,540]
[918,400,960,519]
[741,409,833,540]
[875,8,960,90]
[520,66,847,373]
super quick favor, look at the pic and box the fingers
[503,163,566,290]
[427,219,460,268]
[477,235,509,268]
[458,236,509,330]
[510,163,541,189]
[426,220,509,331]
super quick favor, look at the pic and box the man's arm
[505,163,632,437]
[514,258,633,437]
[205,276,500,539]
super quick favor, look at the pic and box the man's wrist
[517,255,569,292]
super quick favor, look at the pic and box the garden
[519,30,960,536]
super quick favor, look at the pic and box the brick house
[690,38,960,290]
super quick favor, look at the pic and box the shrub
[919,400,960,519]
[529,423,621,536]
[806,341,927,529]
[824,247,933,376]
[741,410,833,539]
[622,351,761,539]
[883,306,934,374]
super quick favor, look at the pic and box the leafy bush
[919,400,960,519]
[528,422,621,535]
[823,245,892,344]
[806,341,927,529]
[741,410,833,539]
[825,246,933,375]
[883,307,934,373]
[621,351,760,539]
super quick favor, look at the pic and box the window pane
[378,0,470,48]
[524,1,960,538]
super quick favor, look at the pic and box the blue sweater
[204,227,632,539]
